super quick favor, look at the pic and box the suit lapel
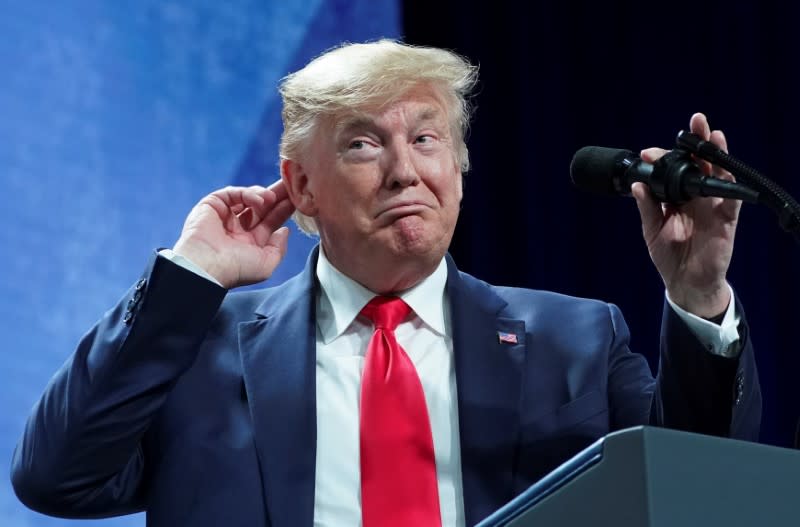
[446,257,526,526]
[238,250,319,527]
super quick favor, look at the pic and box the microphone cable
[677,131,800,241]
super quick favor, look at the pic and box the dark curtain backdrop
[404,0,800,447]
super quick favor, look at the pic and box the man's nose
[384,143,420,189]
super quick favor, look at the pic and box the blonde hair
[279,39,478,234]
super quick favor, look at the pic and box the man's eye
[415,135,434,144]
[349,140,366,150]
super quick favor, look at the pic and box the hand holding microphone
[571,113,739,318]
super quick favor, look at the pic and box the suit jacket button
[734,373,744,405]
[123,311,134,325]
[135,278,147,291]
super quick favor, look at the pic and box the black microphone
[570,146,759,204]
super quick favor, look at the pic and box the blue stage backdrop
[0,2,399,525]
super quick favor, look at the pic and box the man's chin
[384,220,450,259]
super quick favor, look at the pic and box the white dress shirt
[312,249,465,527]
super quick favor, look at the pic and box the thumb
[631,182,663,242]
[263,226,290,277]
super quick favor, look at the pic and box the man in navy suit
[12,40,759,526]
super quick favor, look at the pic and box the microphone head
[570,146,636,196]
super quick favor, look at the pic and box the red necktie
[359,296,442,527]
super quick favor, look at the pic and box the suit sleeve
[10,252,226,518]
[652,296,761,440]
[604,297,760,441]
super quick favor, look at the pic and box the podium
[477,426,800,526]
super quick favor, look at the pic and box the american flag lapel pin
[497,331,518,344]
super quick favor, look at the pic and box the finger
[268,226,289,254]
[709,129,728,153]
[202,186,259,225]
[689,113,711,140]
[263,197,296,232]
[640,147,668,164]
[210,185,269,210]
[245,194,295,232]
[689,113,714,175]
[251,180,289,209]
[261,226,290,278]
[236,184,291,231]
[240,181,290,224]
[233,186,268,232]
[705,130,742,220]
[631,182,664,244]
[200,188,238,220]
[213,186,250,206]
[266,179,289,202]
[235,186,273,230]
[199,191,250,233]
[709,129,734,181]
[251,198,296,246]
[242,186,267,209]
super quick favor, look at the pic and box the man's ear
[281,158,318,216]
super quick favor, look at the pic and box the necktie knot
[360,296,411,331]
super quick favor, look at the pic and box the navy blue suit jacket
[11,248,761,526]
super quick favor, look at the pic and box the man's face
[289,86,463,289]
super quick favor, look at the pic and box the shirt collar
[315,247,448,344]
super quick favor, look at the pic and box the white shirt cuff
[665,283,741,358]
[158,249,223,287]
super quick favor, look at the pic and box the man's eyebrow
[335,116,376,135]
[333,105,447,135]
[415,106,443,123]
